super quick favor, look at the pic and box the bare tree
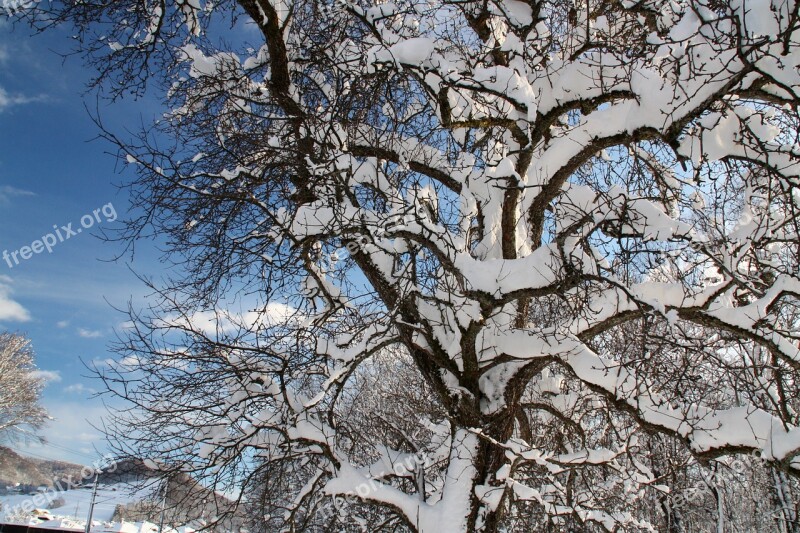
[0,332,48,440]
[14,0,800,530]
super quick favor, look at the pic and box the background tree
[14,0,800,530]
[0,332,48,440]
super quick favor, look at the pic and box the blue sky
[0,18,164,465]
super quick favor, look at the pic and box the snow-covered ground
[0,480,190,532]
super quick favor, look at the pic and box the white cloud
[111,355,141,369]
[0,184,35,204]
[0,277,30,322]
[116,320,135,331]
[91,357,116,369]
[93,355,143,369]
[160,302,298,336]
[0,85,41,113]
[64,383,96,395]
[14,400,110,465]
[56,320,69,328]
[78,328,103,338]
[30,369,62,384]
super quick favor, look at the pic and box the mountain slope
[0,447,87,489]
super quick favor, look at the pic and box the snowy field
[0,481,160,529]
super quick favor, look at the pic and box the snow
[84,0,800,528]
[0,481,164,531]
[471,66,538,118]
[324,429,479,533]
[453,244,563,297]
[501,1,534,27]
[370,38,437,68]
[180,44,239,79]
[670,9,701,41]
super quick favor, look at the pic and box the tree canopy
[0,332,48,440]
[15,0,800,530]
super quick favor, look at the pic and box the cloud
[160,302,299,336]
[116,320,135,331]
[64,383,97,395]
[0,85,41,113]
[14,400,110,465]
[0,184,35,204]
[0,277,30,322]
[56,320,69,328]
[78,328,103,338]
[30,369,62,384]
[91,357,116,369]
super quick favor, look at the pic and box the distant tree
[47,496,65,510]
[0,332,48,440]
[15,0,800,530]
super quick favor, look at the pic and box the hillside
[0,447,87,489]
[0,451,243,530]
[105,461,244,531]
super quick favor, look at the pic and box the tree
[16,0,800,530]
[0,332,48,439]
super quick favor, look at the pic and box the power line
[4,448,73,464]
[10,438,110,463]
[37,441,102,461]
[7,445,97,466]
